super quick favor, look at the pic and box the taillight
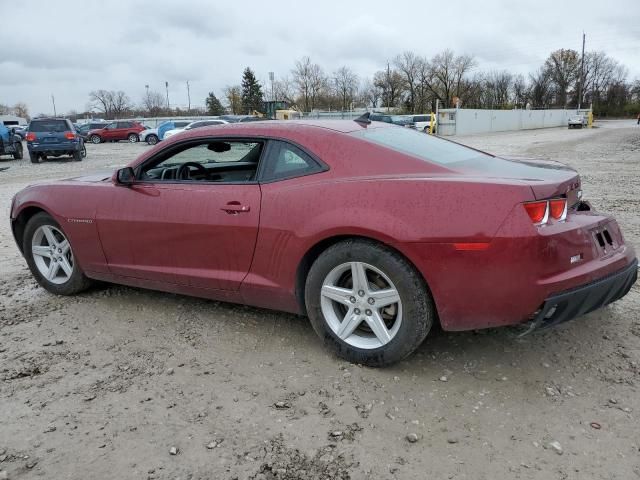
[25,132,36,142]
[524,201,548,225]
[549,198,567,221]
[64,131,76,140]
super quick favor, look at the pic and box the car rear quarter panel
[241,175,533,314]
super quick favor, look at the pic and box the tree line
[17,46,637,120]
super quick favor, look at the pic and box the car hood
[141,128,158,135]
[65,170,115,182]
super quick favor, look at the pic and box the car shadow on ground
[77,281,628,382]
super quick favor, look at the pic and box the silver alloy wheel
[147,135,158,145]
[31,225,74,285]
[320,262,402,349]
[128,133,138,143]
[91,135,100,144]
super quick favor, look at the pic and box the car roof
[189,119,394,134]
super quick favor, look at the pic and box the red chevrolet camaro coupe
[10,117,637,366]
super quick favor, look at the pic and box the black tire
[305,239,434,367]
[23,212,92,295]
[146,134,158,145]
[13,142,23,160]
[29,152,40,163]
[80,143,87,158]
[128,133,139,143]
[90,135,101,144]
[73,148,82,161]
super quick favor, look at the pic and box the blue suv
[26,118,86,163]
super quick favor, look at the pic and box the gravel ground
[0,121,639,480]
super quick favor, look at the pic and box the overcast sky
[1,0,638,115]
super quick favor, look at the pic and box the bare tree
[89,90,113,117]
[12,102,30,119]
[529,68,553,108]
[0,103,10,115]
[333,66,359,111]
[374,63,405,110]
[482,70,513,108]
[88,90,131,119]
[425,50,476,107]
[223,85,242,114]
[394,51,422,113]
[273,76,296,105]
[544,49,579,107]
[360,79,381,109]
[512,74,528,108]
[292,57,327,112]
[111,91,131,117]
[141,90,165,116]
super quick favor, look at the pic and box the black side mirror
[115,167,135,186]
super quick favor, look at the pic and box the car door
[115,121,132,140]
[95,138,264,291]
[101,122,117,141]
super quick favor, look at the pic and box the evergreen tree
[205,92,225,115]
[241,67,264,114]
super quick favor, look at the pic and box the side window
[117,121,132,128]
[261,141,323,182]
[140,140,263,183]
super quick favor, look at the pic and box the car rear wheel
[128,133,139,143]
[80,143,87,158]
[305,239,434,367]
[90,135,101,144]
[146,134,158,145]
[13,142,23,160]
[72,148,82,161]
[23,213,92,295]
[29,152,40,163]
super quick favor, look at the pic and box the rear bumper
[28,143,81,153]
[528,258,637,330]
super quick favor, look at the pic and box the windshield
[29,120,68,132]
[351,126,493,165]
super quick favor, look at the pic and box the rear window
[29,120,69,132]
[351,126,492,165]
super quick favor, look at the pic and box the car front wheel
[305,239,434,367]
[23,212,92,295]
[146,134,158,145]
[90,135,101,144]
[128,133,139,143]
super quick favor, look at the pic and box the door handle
[221,202,250,214]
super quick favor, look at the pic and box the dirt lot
[1,121,639,480]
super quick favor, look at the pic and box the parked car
[9,119,637,366]
[25,118,86,163]
[88,121,146,144]
[75,122,110,140]
[568,114,587,129]
[163,119,229,139]
[0,123,24,160]
[139,120,193,145]
[369,113,414,127]
[410,114,435,133]
[11,125,28,140]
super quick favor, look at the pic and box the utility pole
[186,81,191,113]
[268,72,275,119]
[51,94,57,116]
[165,81,170,111]
[577,32,586,112]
